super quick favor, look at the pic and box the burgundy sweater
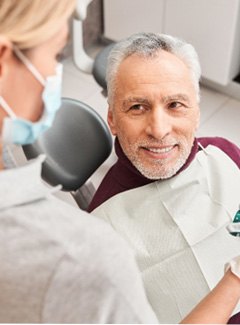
[89,137,240,212]
[89,136,240,324]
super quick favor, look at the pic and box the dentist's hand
[225,256,240,279]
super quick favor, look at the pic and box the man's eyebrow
[163,94,191,103]
[121,94,191,110]
[122,97,150,109]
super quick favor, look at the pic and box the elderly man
[89,32,240,323]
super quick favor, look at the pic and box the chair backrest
[22,97,112,192]
[92,42,116,90]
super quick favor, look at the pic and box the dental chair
[92,42,115,91]
[22,97,112,210]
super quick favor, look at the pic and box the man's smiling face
[107,50,200,179]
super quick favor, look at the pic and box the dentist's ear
[0,38,12,170]
[0,37,12,80]
[107,106,117,136]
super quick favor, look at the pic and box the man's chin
[134,165,175,180]
[134,158,186,180]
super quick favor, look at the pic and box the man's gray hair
[106,32,201,104]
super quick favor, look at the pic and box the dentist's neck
[0,106,4,170]
[0,140,3,170]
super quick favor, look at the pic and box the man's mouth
[141,144,177,159]
[144,145,175,153]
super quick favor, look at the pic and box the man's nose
[145,108,172,140]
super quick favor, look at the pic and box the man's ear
[0,37,12,79]
[107,106,117,136]
[195,106,200,131]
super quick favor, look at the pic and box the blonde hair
[0,0,76,49]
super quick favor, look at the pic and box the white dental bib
[93,145,240,323]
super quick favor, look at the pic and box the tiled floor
[62,55,240,191]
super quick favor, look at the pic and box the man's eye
[168,101,184,109]
[129,104,145,111]
[128,104,146,115]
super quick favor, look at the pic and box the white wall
[103,0,240,85]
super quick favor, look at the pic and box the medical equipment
[227,205,240,237]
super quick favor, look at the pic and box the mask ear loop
[198,142,208,155]
[0,96,17,118]
[13,46,46,87]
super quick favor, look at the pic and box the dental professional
[0,1,160,323]
[0,2,240,324]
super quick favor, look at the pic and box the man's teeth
[147,146,174,153]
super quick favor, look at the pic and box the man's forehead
[119,50,186,69]
[116,53,193,90]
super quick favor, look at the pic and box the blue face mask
[0,47,63,145]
